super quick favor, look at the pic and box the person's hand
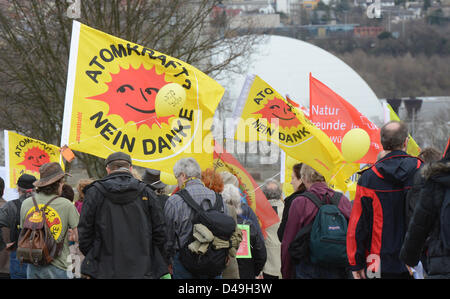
[68,228,78,242]
[5,242,15,252]
[352,269,367,279]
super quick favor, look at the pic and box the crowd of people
[0,120,448,279]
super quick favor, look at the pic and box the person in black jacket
[142,168,169,210]
[237,203,267,279]
[347,121,422,279]
[277,163,306,242]
[0,174,36,279]
[400,140,450,278]
[78,152,168,279]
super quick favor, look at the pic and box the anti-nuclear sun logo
[88,64,174,129]
[18,146,50,173]
[253,97,302,129]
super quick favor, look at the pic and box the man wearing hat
[78,152,168,278]
[19,162,79,279]
[142,168,169,210]
[0,174,37,279]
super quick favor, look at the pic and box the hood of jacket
[422,160,450,188]
[374,150,420,185]
[308,182,334,199]
[94,171,142,205]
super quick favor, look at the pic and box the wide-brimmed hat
[33,162,71,188]
[17,174,37,190]
[105,152,132,166]
[142,169,167,189]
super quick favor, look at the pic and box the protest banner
[61,21,224,172]
[4,130,63,189]
[213,142,279,237]
[309,74,382,164]
[229,74,354,183]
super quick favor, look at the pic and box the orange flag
[213,142,279,238]
[309,73,382,164]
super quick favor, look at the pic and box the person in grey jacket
[164,157,228,279]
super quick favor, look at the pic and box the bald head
[380,121,408,151]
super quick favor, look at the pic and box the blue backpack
[306,191,348,267]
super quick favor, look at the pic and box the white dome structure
[218,35,384,124]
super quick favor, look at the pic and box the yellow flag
[61,21,224,172]
[230,75,355,182]
[281,149,359,197]
[383,103,421,156]
[4,130,63,189]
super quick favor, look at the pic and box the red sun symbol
[18,147,50,173]
[88,64,174,129]
[253,97,302,129]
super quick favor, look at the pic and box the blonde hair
[220,171,239,187]
[221,184,242,215]
[300,164,325,185]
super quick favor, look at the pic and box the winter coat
[236,204,267,279]
[263,199,284,278]
[277,190,303,242]
[400,159,450,278]
[347,150,422,275]
[0,198,9,275]
[164,179,227,260]
[281,182,352,279]
[222,203,240,279]
[0,192,30,251]
[78,170,168,279]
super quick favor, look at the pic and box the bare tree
[0,0,263,177]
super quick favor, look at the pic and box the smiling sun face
[88,64,174,129]
[253,97,302,129]
[18,147,50,173]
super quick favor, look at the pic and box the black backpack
[177,189,236,277]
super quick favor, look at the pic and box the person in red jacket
[347,121,422,279]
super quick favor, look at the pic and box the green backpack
[305,191,348,267]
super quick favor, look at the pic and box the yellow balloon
[155,83,186,117]
[160,171,178,186]
[341,128,371,162]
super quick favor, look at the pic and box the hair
[220,171,239,188]
[292,163,306,192]
[418,147,442,164]
[300,164,325,185]
[173,158,201,179]
[17,187,29,195]
[221,184,242,215]
[380,121,409,151]
[292,163,302,180]
[261,179,282,200]
[201,168,224,193]
[131,168,142,180]
[36,178,63,195]
[77,178,94,202]
[0,177,4,198]
[107,160,131,171]
[61,184,75,202]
